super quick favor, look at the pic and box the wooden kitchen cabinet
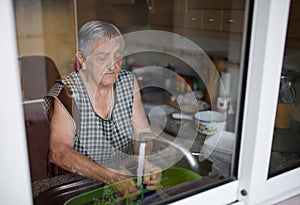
[76,0,246,41]
[185,9,244,33]
[187,0,245,10]
[148,0,184,27]
[148,0,174,27]
[202,10,222,31]
[149,0,245,41]
[185,10,203,29]
[77,0,148,33]
[222,10,244,33]
[186,0,245,36]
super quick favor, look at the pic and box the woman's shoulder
[118,69,134,86]
[61,71,78,84]
[120,69,132,75]
[47,81,64,97]
[45,72,77,97]
[119,69,134,80]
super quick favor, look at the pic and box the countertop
[32,173,83,199]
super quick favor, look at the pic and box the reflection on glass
[14,0,249,203]
[269,0,300,177]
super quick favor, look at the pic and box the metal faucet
[139,132,201,174]
[156,135,201,173]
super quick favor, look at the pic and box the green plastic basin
[64,167,201,205]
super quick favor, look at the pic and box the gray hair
[78,21,124,58]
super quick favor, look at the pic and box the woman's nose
[106,55,116,70]
[106,61,117,71]
[107,65,114,71]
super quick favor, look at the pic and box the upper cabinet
[80,0,299,47]
[146,0,300,47]
[148,0,245,41]
[76,0,148,33]
[221,10,244,33]
[147,0,185,28]
[76,0,246,41]
[184,9,244,32]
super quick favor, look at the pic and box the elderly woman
[44,21,160,194]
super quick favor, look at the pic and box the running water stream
[136,132,156,200]
[137,141,146,188]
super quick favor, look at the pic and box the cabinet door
[185,10,203,29]
[148,0,174,26]
[203,10,222,31]
[222,10,244,32]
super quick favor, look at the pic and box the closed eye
[114,51,123,61]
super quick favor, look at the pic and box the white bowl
[194,111,226,135]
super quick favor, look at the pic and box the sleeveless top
[44,69,135,166]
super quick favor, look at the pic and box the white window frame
[1,0,300,205]
[0,1,32,205]
[238,0,300,204]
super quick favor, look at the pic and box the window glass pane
[14,0,250,203]
[269,0,300,177]
[14,0,75,185]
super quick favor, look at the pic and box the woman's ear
[76,51,86,70]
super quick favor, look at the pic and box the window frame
[237,0,300,204]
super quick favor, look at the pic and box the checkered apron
[44,70,134,166]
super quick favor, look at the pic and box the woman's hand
[107,168,139,197]
[143,160,162,190]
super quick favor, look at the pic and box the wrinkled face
[84,37,123,86]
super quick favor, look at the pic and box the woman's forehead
[92,37,123,52]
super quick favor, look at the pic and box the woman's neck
[79,70,114,119]
[79,70,112,96]
[94,85,114,119]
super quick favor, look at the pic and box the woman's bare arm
[49,98,133,186]
[131,77,153,155]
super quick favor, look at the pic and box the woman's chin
[101,77,117,86]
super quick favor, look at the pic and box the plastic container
[64,167,201,205]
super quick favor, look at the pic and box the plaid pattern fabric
[44,70,135,166]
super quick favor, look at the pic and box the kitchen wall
[14,0,76,76]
